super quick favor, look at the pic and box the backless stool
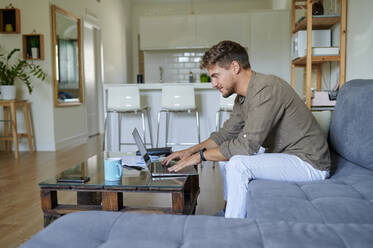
[215,94,236,131]
[104,86,152,151]
[156,85,200,148]
[0,100,35,159]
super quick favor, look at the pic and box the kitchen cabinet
[140,13,249,50]
[195,13,249,48]
[140,15,195,50]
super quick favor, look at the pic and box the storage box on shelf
[0,7,20,33]
[290,0,347,109]
[22,34,45,60]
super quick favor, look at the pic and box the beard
[221,85,235,98]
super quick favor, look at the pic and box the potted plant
[0,48,46,100]
[29,37,40,59]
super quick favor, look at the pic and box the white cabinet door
[140,16,195,50]
[195,13,250,48]
[194,14,216,48]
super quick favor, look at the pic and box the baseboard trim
[55,132,89,151]
[0,134,88,152]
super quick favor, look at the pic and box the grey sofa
[22,80,373,248]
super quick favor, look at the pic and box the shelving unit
[0,8,21,33]
[290,0,347,109]
[22,34,45,60]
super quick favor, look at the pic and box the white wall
[346,0,373,80]
[0,0,56,151]
[0,0,131,151]
[250,10,291,82]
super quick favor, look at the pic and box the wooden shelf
[290,0,346,109]
[0,8,21,33]
[293,15,340,33]
[292,55,340,66]
[22,34,45,60]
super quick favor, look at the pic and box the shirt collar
[237,71,256,104]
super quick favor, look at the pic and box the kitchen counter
[104,83,214,90]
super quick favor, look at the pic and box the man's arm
[209,103,245,146]
[168,146,227,172]
[162,138,218,165]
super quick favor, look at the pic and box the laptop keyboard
[151,161,176,174]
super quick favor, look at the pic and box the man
[162,40,330,218]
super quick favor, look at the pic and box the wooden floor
[0,135,224,247]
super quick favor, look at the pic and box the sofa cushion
[329,79,373,170]
[22,211,373,248]
[246,153,373,224]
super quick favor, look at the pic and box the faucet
[159,66,163,83]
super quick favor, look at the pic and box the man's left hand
[168,153,201,172]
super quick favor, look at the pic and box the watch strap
[200,148,207,161]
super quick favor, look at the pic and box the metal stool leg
[156,111,161,148]
[216,110,220,131]
[141,111,146,147]
[195,111,200,144]
[165,111,170,147]
[118,112,122,152]
[146,108,153,148]
[103,113,108,151]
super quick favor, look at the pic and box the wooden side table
[0,100,35,159]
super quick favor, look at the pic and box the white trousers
[219,149,329,218]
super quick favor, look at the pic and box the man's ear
[231,61,241,74]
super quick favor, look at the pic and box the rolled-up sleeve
[219,86,284,159]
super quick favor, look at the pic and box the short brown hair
[200,40,251,70]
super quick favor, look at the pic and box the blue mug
[104,158,123,181]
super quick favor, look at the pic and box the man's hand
[162,149,193,166]
[168,153,201,172]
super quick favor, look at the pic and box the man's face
[207,63,236,98]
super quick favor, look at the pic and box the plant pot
[5,24,14,32]
[31,47,39,59]
[0,85,17,100]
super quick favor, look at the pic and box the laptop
[132,128,198,177]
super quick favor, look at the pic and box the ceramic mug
[104,158,123,181]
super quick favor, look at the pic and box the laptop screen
[132,128,151,164]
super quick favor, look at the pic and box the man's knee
[226,155,248,174]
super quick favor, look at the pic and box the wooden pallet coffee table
[39,152,199,227]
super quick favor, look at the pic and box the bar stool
[0,100,35,159]
[216,94,236,131]
[156,85,200,148]
[104,86,153,151]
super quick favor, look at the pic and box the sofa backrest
[329,79,373,170]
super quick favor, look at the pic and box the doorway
[83,21,104,137]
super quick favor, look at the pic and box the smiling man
[162,40,331,218]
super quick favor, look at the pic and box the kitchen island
[104,83,229,152]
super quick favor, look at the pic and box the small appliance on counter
[291,30,331,59]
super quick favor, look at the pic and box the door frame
[82,18,105,135]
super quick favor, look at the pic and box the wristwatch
[199,148,207,161]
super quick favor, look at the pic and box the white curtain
[58,39,79,87]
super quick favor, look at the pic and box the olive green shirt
[210,71,331,171]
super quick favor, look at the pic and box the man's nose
[211,79,218,88]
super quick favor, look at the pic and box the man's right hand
[162,149,193,166]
